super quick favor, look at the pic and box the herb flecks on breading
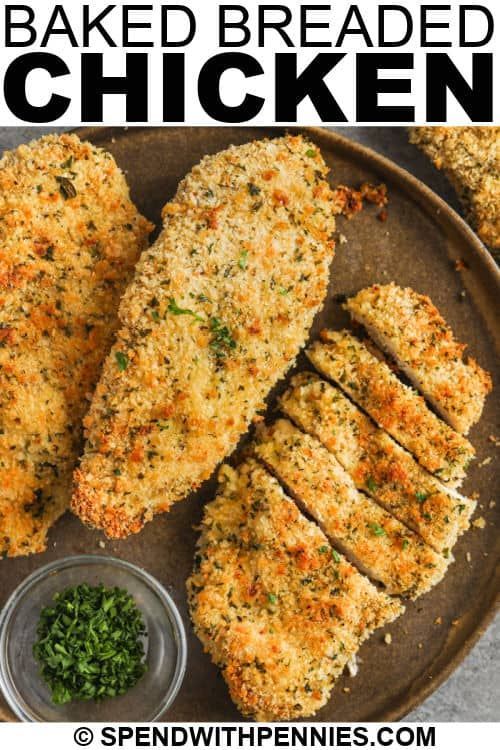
[73,135,342,539]
[0,134,152,557]
[187,460,402,721]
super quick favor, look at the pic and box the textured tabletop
[0,125,497,722]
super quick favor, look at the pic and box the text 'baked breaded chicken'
[307,329,475,485]
[253,420,448,600]
[345,284,492,435]
[0,134,152,557]
[73,135,339,539]
[187,460,402,721]
[280,373,475,555]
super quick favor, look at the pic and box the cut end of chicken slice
[253,418,449,600]
[344,283,492,434]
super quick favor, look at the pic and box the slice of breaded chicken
[307,329,475,485]
[0,134,152,557]
[409,127,500,250]
[73,135,339,539]
[253,419,448,599]
[345,284,492,434]
[187,460,403,721]
[280,373,475,556]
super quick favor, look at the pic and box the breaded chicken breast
[187,460,403,721]
[307,329,474,485]
[345,284,492,434]
[409,127,500,250]
[0,134,152,557]
[280,373,475,555]
[254,419,448,599]
[73,135,339,538]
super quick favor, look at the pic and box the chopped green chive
[318,545,329,554]
[402,539,409,551]
[167,298,204,321]
[267,593,277,604]
[115,351,128,371]
[366,477,378,493]
[210,317,236,360]
[415,491,428,503]
[369,523,386,537]
[332,549,341,563]
[33,584,147,705]
[238,250,248,270]
[305,149,317,158]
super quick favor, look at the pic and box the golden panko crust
[345,284,492,435]
[410,127,500,249]
[0,134,152,557]
[72,135,339,538]
[307,329,475,485]
[187,460,402,721]
[253,419,448,600]
[280,372,476,555]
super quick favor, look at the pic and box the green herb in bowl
[33,583,147,705]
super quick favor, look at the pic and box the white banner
[0,722,499,750]
[0,0,496,125]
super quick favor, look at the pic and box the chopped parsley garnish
[366,477,378,493]
[369,523,386,537]
[238,250,248,270]
[305,149,317,158]
[415,491,428,503]
[210,317,236,359]
[318,545,329,554]
[56,176,77,200]
[332,549,341,563]
[151,309,161,323]
[267,593,277,604]
[115,351,129,371]
[33,584,147,705]
[402,539,409,551]
[167,298,204,321]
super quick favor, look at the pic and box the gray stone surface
[0,126,497,722]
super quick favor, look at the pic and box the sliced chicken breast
[253,419,448,599]
[307,329,475,485]
[345,284,492,434]
[187,459,403,721]
[280,373,476,555]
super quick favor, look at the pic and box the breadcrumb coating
[409,127,500,250]
[280,372,476,555]
[307,329,475,485]
[73,135,339,539]
[254,419,448,600]
[0,134,152,557]
[345,284,492,434]
[187,459,402,721]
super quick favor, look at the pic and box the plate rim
[0,125,498,722]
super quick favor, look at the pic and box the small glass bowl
[0,555,187,722]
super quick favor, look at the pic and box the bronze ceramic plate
[0,127,498,722]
